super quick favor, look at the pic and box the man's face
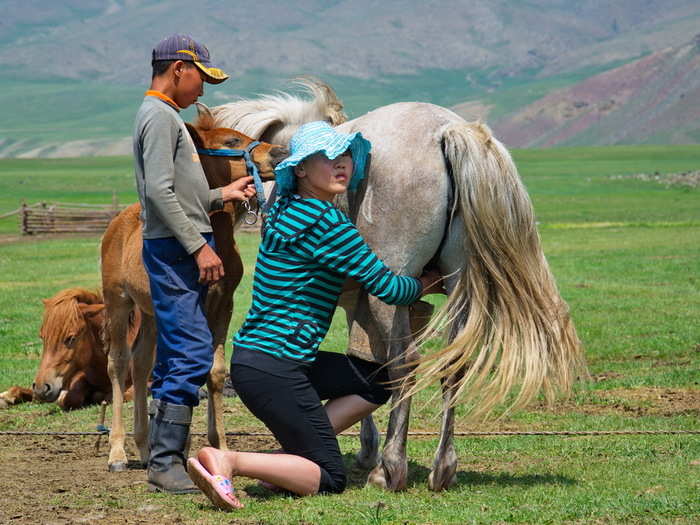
[173,62,204,109]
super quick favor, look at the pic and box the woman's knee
[363,383,392,406]
[319,468,347,494]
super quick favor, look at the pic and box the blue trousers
[142,234,214,407]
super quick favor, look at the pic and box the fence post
[20,200,27,235]
[111,191,119,220]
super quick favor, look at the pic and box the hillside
[485,35,700,147]
[3,1,700,83]
[2,0,700,156]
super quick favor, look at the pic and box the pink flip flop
[187,457,243,511]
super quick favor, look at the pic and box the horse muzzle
[32,379,63,403]
[269,145,289,168]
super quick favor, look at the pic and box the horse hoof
[367,464,389,489]
[367,464,406,491]
[109,461,128,473]
[428,470,457,492]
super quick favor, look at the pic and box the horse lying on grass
[0,288,139,410]
[101,117,288,472]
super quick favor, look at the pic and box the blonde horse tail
[407,121,587,419]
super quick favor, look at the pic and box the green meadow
[0,145,698,524]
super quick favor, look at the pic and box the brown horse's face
[33,303,104,403]
[186,124,288,189]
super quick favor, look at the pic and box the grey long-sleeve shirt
[133,94,223,254]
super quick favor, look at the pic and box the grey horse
[206,79,586,491]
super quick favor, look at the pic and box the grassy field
[0,145,698,524]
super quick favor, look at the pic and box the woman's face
[295,150,353,201]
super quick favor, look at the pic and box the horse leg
[427,228,467,491]
[131,315,156,466]
[339,289,381,470]
[356,414,380,469]
[204,342,226,449]
[204,231,242,451]
[105,297,133,472]
[351,298,434,471]
[428,372,461,491]
[0,386,33,408]
[366,300,416,491]
[57,371,90,410]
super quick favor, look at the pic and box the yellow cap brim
[194,61,229,84]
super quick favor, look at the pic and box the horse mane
[40,287,103,348]
[210,77,347,144]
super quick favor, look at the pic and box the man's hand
[194,243,224,284]
[419,269,445,296]
[220,176,256,203]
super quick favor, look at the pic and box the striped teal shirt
[233,196,422,363]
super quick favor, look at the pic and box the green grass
[0,145,699,523]
[514,145,700,224]
[0,156,135,234]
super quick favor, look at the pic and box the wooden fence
[1,198,262,235]
[12,199,124,235]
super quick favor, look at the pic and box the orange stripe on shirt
[144,90,180,110]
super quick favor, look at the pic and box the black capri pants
[230,348,391,494]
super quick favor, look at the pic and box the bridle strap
[197,141,268,212]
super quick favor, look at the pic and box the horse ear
[185,123,205,149]
[194,102,216,131]
[79,303,105,319]
[196,102,214,121]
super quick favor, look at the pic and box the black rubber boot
[147,402,198,494]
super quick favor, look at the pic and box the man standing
[133,34,254,493]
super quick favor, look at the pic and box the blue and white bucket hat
[274,121,371,195]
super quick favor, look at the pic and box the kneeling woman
[188,121,441,510]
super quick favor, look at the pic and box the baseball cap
[152,34,229,84]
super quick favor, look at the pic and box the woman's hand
[220,176,256,203]
[419,269,445,296]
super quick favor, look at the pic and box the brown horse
[0,288,139,410]
[101,112,286,472]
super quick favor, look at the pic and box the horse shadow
[230,452,576,501]
[452,470,576,488]
[416,464,576,489]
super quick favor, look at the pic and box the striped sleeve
[312,210,422,306]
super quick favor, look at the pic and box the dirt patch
[544,387,700,417]
[609,170,700,189]
[590,371,624,383]
[0,434,276,525]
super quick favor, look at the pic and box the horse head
[187,103,288,190]
[33,288,105,403]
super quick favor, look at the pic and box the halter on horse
[197,142,277,224]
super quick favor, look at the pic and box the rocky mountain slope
[488,34,700,147]
[4,1,700,84]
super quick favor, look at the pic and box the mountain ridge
[2,1,700,156]
[486,34,700,147]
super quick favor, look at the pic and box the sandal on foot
[187,457,243,511]
[258,479,285,493]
